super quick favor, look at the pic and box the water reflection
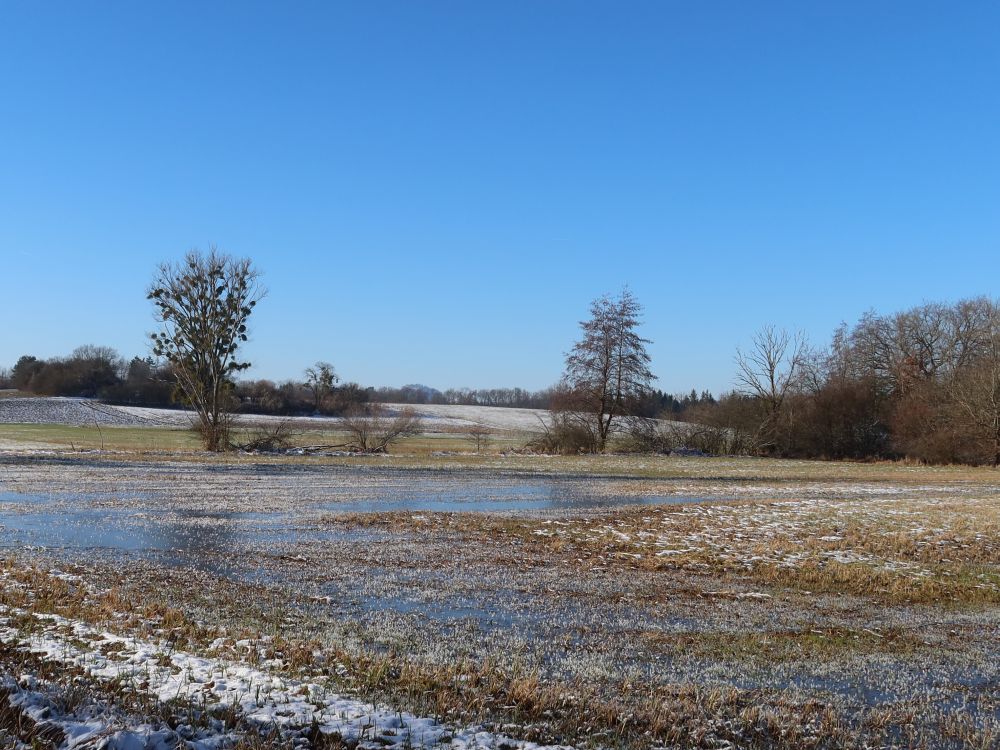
[0,472,697,555]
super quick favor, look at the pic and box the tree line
[689,298,1000,466]
[373,384,554,409]
[520,289,1000,466]
[5,348,174,405]
[2,349,373,416]
[3,246,995,464]
[1,348,711,425]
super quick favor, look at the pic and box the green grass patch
[0,423,202,451]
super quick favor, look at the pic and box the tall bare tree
[148,248,265,451]
[563,289,654,452]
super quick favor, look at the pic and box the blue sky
[1,2,998,395]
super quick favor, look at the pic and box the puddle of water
[0,506,282,554]
[318,481,697,513]
[0,476,704,555]
[353,591,523,629]
[0,490,59,505]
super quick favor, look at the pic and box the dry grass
[0,686,66,748]
[326,489,1000,605]
[642,625,925,661]
[5,421,1000,485]
[3,556,999,749]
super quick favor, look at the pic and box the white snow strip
[0,606,574,750]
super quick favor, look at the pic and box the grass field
[0,422,529,455]
[3,420,999,483]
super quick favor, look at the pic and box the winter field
[0,396,553,432]
[0,398,999,748]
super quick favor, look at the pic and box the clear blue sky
[1,2,998,395]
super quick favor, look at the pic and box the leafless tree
[847,300,995,396]
[951,303,1000,466]
[735,326,807,451]
[148,247,265,451]
[947,297,995,370]
[736,327,807,410]
[462,422,493,453]
[341,404,422,453]
[562,289,655,452]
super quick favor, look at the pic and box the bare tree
[462,421,493,453]
[562,289,655,452]
[947,296,995,370]
[341,404,422,453]
[951,303,1000,466]
[304,361,338,413]
[148,248,265,451]
[735,326,807,451]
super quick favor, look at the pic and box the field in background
[2,417,998,485]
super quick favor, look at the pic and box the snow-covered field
[0,398,159,428]
[381,403,550,431]
[0,397,551,433]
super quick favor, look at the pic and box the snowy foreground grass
[1,453,1000,748]
[0,583,567,750]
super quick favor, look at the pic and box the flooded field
[2,454,1000,749]
[0,477,695,552]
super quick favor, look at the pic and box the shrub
[526,411,598,454]
[341,404,422,453]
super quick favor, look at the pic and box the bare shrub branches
[526,410,599,454]
[236,420,295,453]
[341,404,422,453]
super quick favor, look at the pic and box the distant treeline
[2,350,372,416]
[371,384,715,416]
[0,350,715,421]
[6,347,176,406]
[374,384,552,409]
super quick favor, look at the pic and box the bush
[341,404,422,453]
[621,418,752,456]
[236,420,296,453]
[620,418,679,453]
[526,411,598,454]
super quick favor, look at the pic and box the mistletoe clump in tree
[148,248,265,451]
